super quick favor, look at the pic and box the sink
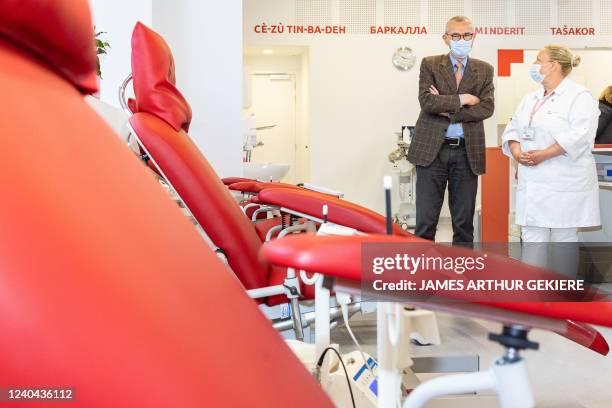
[243,162,290,182]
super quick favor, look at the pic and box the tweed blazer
[407,54,495,175]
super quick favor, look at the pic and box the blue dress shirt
[446,54,467,139]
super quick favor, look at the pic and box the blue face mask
[529,64,546,83]
[450,39,472,59]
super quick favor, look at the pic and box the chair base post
[290,297,304,341]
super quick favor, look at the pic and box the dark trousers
[415,145,478,245]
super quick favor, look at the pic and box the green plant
[95,29,111,78]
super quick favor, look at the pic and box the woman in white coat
[502,44,600,247]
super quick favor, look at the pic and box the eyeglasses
[446,32,474,41]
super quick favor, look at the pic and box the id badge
[522,127,536,141]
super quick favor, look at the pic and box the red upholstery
[0,0,97,93]
[223,176,253,185]
[130,112,269,291]
[229,180,304,193]
[260,234,612,354]
[261,234,426,280]
[128,24,320,306]
[254,217,283,241]
[258,188,411,236]
[131,22,192,132]
[564,320,609,356]
[0,22,332,408]
[241,199,268,220]
[129,114,312,307]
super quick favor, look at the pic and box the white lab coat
[502,77,601,228]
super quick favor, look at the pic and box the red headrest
[0,0,98,94]
[131,22,192,132]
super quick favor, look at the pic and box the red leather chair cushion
[261,235,610,355]
[129,112,270,290]
[0,0,97,93]
[258,188,411,236]
[261,234,612,329]
[131,22,192,132]
[241,199,268,220]
[262,234,425,280]
[223,176,253,185]
[254,217,283,242]
[0,37,331,407]
[229,181,303,194]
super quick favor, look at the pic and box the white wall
[305,38,499,215]
[244,0,612,215]
[89,0,243,178]
[244,3,497,214]
[498,48,612,129]
[153,0,244,178]
[88,0,152,106]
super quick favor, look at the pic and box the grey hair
[446,16,474,32]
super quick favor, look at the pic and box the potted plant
[95,29,110,78]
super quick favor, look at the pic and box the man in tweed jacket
[407,16,494,245]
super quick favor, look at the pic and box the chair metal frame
[118,74,357,340]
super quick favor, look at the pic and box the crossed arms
[418,58,495,124]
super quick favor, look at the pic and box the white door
[250,74,297,183]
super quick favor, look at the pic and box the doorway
[243,46,310,184]
[249,73,297,183]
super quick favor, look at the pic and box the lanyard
[528,92,555,126]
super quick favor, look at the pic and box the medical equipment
[288,340,379,408]
[288,183,460,407]
[243,113,276,163]
[262,232,611,407]
[323,350,422,408]
[122,23,407,345]
[263,182,608,406]
[597,163,612,182]
[388,126,416,230]
[281,207,411,408]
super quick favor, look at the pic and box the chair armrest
[301,183,344,198]
[229,181,302,194]
[260,234,424,280]
[222,176,253,186]
[257,188,410,236]
[260,234,612,355]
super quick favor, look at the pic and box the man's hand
[431,84,480,107]
[429,86,452,118]
[459,94,480,106]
